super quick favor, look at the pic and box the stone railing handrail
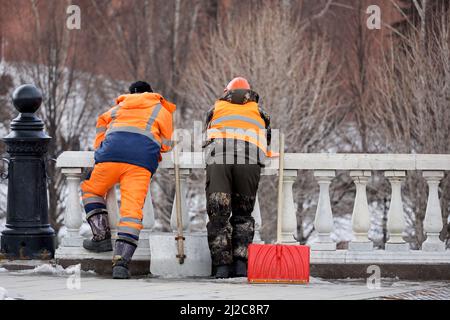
[57,151,450,170]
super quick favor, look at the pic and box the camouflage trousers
[206,192,257,266]
[205,164,261,266]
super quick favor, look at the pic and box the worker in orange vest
[81,81,175,279]
[204,77,273,278]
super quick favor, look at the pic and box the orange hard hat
[225,77,251,91]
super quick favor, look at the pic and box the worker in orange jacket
[81,81,175,279]
[204,77,273,278]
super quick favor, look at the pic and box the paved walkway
[1,268,449,300]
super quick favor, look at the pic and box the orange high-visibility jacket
[206,100,269,155]
[94,93,176,174]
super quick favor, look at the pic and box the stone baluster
[311,170,336,251]
[349,171,373,251]
[422,171,445,252]
[61,168,83,247]
[142,184,156,230]
[105,185,119,240]
[140,184,155,247]
[384,171,408,251]
[170,169,191,232]
[251,194,263,243]
[280,170,298,244]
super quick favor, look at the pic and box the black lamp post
[0,84,55,259]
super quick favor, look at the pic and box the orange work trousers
[81,162,152,245]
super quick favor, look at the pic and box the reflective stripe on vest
[207,127,263,141]
[207,102,268,154]
[105,103,163,147]
[110,106,120,125]
[146,104,162,131]
[210,115,265,129]
[106,126,161,147]
[96,127,107,134]
[207,128,268,154]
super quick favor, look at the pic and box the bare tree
[180,3,344,242]
[4,0,105,233]
[373,8,450,247]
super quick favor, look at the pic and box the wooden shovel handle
[173,118,185,264]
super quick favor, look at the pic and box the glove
[267,150,280,158]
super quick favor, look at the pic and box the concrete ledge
[11,245,450,279]
[311,249,450,264]
[0,259,54,271]
[348,241,374,251]
[55,245,150,261]
[311,263,450,280]
[308,249,450,279]
[57,258,149,276]
[55,239,151,276]
[310,242,337,251]
[385,243,410,252]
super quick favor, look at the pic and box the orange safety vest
[207,100,268,155]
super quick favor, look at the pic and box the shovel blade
[247,244,310,284]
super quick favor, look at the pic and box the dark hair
[129,81,153,94]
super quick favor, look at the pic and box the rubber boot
[112,240,137,279]
[83,212,112,252]
[232,259,247,277]
[214,265,231,279]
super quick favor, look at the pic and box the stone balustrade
[55,152,450,277]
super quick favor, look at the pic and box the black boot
[83,212,113,252]
[232,259,247,277]
[214,265,231,279]
[112,240,137,279]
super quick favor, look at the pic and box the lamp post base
[1,229,55,260]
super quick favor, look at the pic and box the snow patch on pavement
[17,264,95,276]
[0,287,8,300]
[309,277,332,284]
[0,287,15,300]
[29,264,67,275]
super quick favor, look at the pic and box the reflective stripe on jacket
[94,93,176,174]
[206,100,268,155]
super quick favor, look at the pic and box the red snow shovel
[247,133,310,284]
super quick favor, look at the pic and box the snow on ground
[153,218,164,231]
[58,222,92,243]
[188,190,207,231]
[0,287,8,300]
[79,222,92,237]
[22,264,95,276]
[28,264,71,275]
[0,286,15,300]
[306,214,354,246]
[309,277,333,284]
